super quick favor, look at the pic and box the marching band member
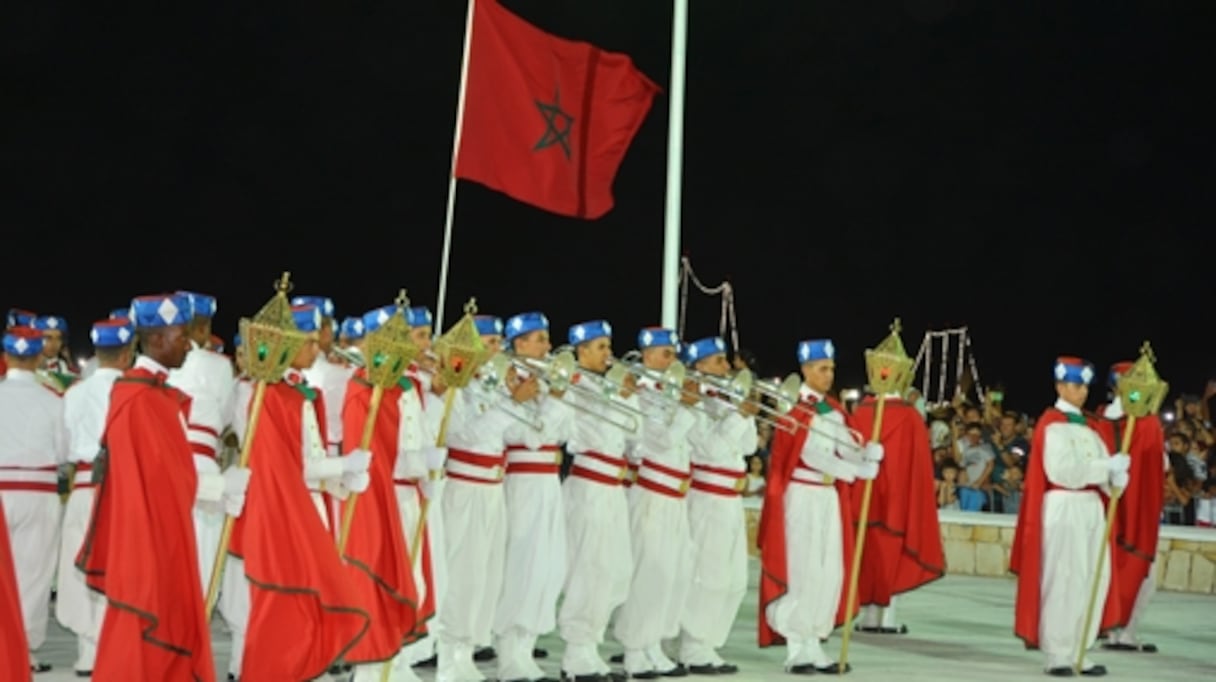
[494,311,574,681]
[78,293,250,681]
[559,320,639,682]
[760,339,873,674]
[340,315,367,352]
[613,327,697,678]
[1096,362,1167,654]
[0,326,68,674]
[848,381,944,634]
[1,309,39,379]
[293,295,353,456]
[435,314,536,682]
[169,291,238,598]
[341,304,423,682]
[1012,357,1128,676]
[58,318,135,676]
[232,302,371,681]
[33,314,78,391]
[678,336,756,675]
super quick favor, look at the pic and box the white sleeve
[1042,424,1111,489]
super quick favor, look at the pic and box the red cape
[1093,408,1165,628]
[1011,407,1120,649]
[758,395,858,647]
[340,371,422,664]
[848,398,945,605]
[0,503,31,682]
[77,368,215,681]
[233,381,371,680]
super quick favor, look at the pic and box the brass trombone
[506,349,642,434]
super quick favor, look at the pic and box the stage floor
[34,563,1214,681]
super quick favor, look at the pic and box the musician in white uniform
[293,295,354,457]
[559,320,639,681]
[678,336,757,674]
[57,318,135,676]
[0,325,69,673]
[613,327,697,678]
[493,311,574,682]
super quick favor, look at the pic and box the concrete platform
[32,563,1214,680]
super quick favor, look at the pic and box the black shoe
[31,663,52,674]
[74,672,91,679]
[626,672,660,680]
[660,664,688,677]
[534,647,550,659]
[852,624,907,634]
[561,673,609,682]
[474,646,497,662]
[715,663,738,675]
[686,664,719,675]
[786,663,816,675]
[814,663,850,674]
[1080,665,1108,677]
[1101,641,1157,653]
[1046,667,1075,677]
[414,654,437,668]
[610,653,626,664]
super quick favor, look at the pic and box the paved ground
[32,563,1214,681]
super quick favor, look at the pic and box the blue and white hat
[129,294,193,329]
[340,316,366,340]
[1053,356,1095,385]
[796,339,835,364]
[33,315,68,334]
[568,320,612,345]
[291,295,335,319]
[233,332,242,348]
[407,306,433,329]
[1108,361,1134,389]
[682,336,726,364]
[504,311,549,344]
[637,327,679,350]
[474,315,504,337]
[90,319,135,348]
[109,307,130,320]
[363,304,406,335]
[291,304,323,333]
[3,327,44,357]
[6,309,36,329]
[176,291,217,318]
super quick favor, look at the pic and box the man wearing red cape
[849,390,945,634]
[230,303,374,680]
[1,502,32,681]
[78,293,251,681]
[1094,361,1166,654]
[1011,356,1130,677]
[759,339,877,675]
[340,304,426,681]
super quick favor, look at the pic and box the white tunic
[303,354,355,453]
[57,367,121,660]
[0,368,69,651]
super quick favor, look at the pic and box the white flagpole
[435,0,478,332]
[660,0,688,329]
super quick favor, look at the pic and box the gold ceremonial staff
[205,272,308,620]
[1074,342,1167,673]
[838,318,915,673]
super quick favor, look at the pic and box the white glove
[195,471,226,503]
[423,446,448,471]
[1110,469,1130,490]
[303,457,343,482]
[341,470,370,494]
[420,477,438,501]
[222,466,252,517]
[856,460,880,481]
[342,448,372,474]
[863,443,885,463]
[1107,453,1131,474]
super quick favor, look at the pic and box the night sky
[4,1,1214,412]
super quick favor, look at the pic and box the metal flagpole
[660,0,688,328]
[435,0,478,332]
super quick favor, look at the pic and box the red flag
[454,0,660,219]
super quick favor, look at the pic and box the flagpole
[660,0,688,329]
[435,0,477,332]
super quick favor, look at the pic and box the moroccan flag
[454,0,660,219]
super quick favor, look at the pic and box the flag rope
[678,256,739,355]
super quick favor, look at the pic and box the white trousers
[1,490,61,652]
[1112,562,1157,644]
[1040,490,1110,669]
[396,481,444,666]
[679,490,747,663]
[613,490,690,652]
[437,480,506,651]
[55,487,105,671]
[193,456,224,602]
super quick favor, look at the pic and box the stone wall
[938,510,1216,594]
[742,502,1216,594]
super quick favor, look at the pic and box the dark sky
[4,1,1214,412]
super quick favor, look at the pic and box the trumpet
[497,350,642,434]
[617,350,688,404]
